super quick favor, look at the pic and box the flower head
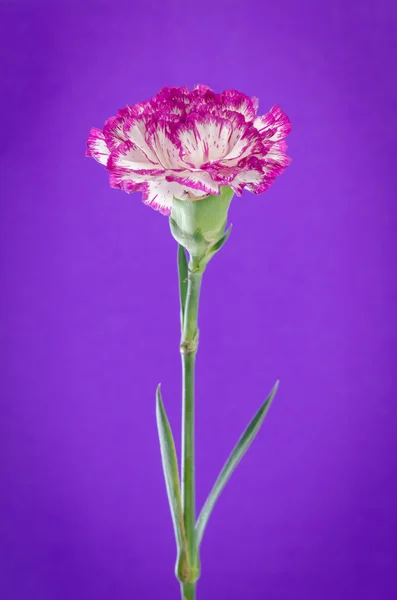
[86,85,291,215]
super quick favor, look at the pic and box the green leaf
[209,223,233,255]
[195,223,233,272]
[195,380,279,546]
[156,384,187,552]
[178,244,188,328]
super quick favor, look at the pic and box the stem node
[180,330,199,355]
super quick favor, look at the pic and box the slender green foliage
[178,244,188,328]
[195,381,279,546]
[156,385,187,553]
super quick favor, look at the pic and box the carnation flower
[86,85,291,215]
[86,84,292,600]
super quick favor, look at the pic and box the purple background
[1,1,396,599]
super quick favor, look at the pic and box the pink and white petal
[118,103,155,122]
[108,140,165,174]
[154,99,189,119]
[146,118,186,169]
[195,114,233,162]
[222,156,278,195]
[206,154,262,183]
[103,115,128,150]
[109,168,149,192]
[246,175,277,194]
[253,111,275,136]
[166,170,220,195]
[218,111,248,155]
[164,104,187,117]
[188,86,217,112]
[153,86,190,103]
[230,163,278,196]
[219,90,257,122]
[251,96,259,114]
[222,120,265,164]
[230,169,265,195]
[151,87,191,118]
[193,84,214,93]
[130,99,154,116]
[204,164,238,184]
[174,121,203,168]
[176,113,234,166]
[264,140,292,168]
[117,106,134,119]
[86,128,110,165]
[141,180,188,215]
[123,116,160,165]
[254,105,292,141]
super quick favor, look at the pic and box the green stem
[181,582,196,600]
[179,266,202,595]
[181,350,196,559]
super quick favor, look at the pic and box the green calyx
[169,186,234,271]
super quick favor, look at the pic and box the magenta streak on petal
[86,128,110,165]
[103,115,129,150]
[122,116,160,165]
[165,173,220,195]
[251,96,259,114]
[255,105,292,142]
[107,141,165,175]
[194,84,213,92]
[117,106,134,119]
[203,141,209,162]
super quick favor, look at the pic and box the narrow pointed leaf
[177,244,188,328]
[196,224,233,271]
[156,384,186,552]
[210,223,233,255]
[195,380,279,546]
